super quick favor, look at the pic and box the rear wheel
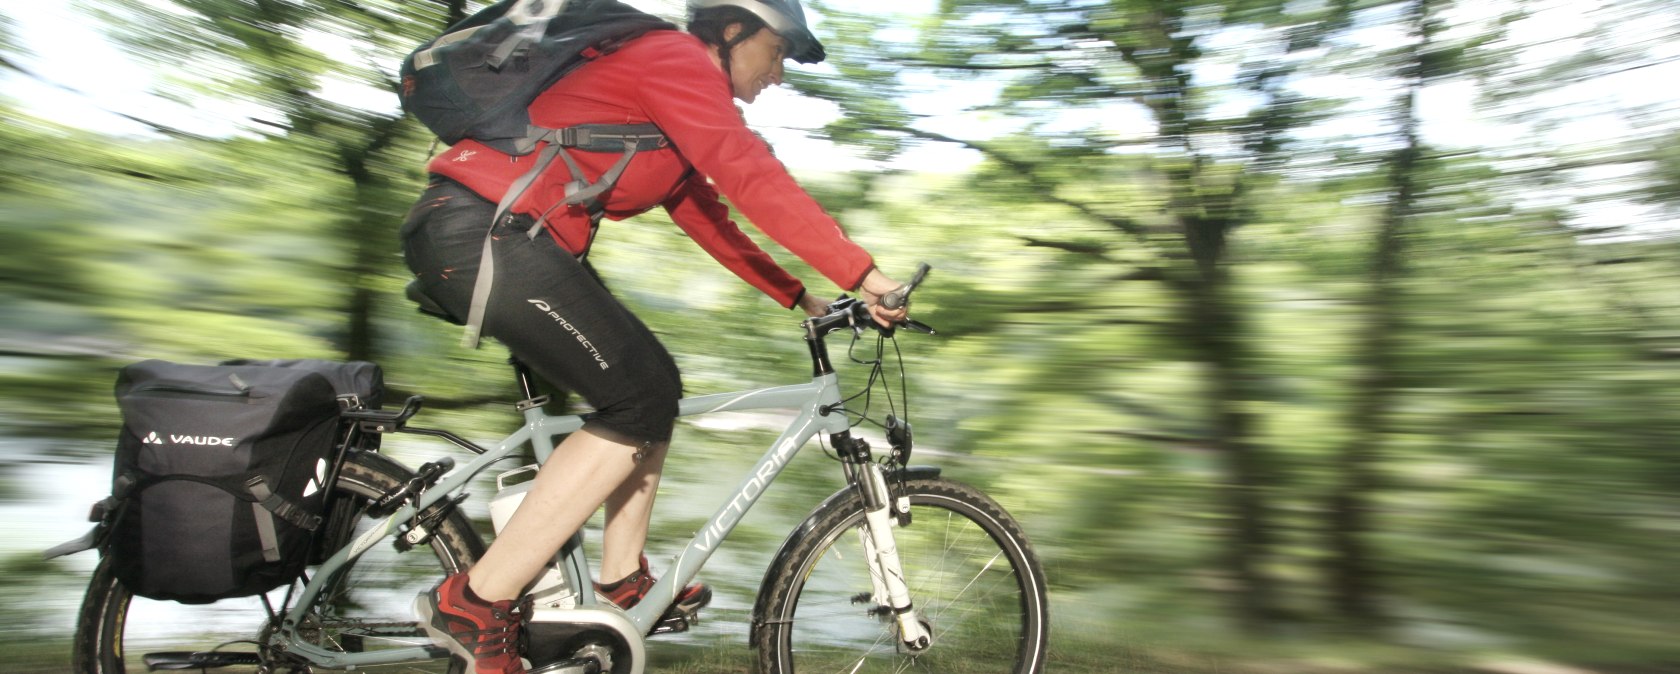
[754,477,1050,673]
[71,451,485,673]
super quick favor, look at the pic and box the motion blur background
[1,0,1676,671]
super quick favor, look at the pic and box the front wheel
[754,476,1050,673]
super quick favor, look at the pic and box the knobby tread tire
[71,451,484,673]
[753,476,1050,674]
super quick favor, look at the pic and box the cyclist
[401,0,909,671]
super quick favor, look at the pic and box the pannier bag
[220,358,387,565]
[104,360,346,603]
[220,358,384,411]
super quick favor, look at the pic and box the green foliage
[1641,129,1680,212]
[0,13,21,62]
[2,0,1678,670]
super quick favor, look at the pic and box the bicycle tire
[754,476,1050,673]
[71,451,486,673]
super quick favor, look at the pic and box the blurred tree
[795,0,1379,631]
[2,0,1675,665]
[1464,0,1680,521]
[1324,0,1433,629]
[1479,0,1679,240]
[0,12,20,68]
[84,0,464,362]
[1643,130,1680,215]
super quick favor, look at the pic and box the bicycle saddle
[405,279,464,326]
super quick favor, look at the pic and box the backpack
[398,0,679,349]
[45,359,381,604]
[399,0,675,155]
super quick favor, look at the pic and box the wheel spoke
[758,478,1047,674]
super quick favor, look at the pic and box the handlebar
[804,263,935,338]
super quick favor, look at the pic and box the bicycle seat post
[509,357,541,402]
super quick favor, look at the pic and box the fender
[749,465,941,642]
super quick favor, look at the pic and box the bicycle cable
[820,330,913,461]
[818,333,886,462]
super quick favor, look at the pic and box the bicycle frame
[278,358,864,669]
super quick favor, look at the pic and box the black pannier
[101,360,370,604]
[220,358,386,565]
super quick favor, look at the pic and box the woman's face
[726,25,789,103]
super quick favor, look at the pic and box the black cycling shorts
[400,177,682,444]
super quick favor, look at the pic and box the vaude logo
[146,431,239,447]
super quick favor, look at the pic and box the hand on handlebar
[797,290,830,318]
[804,264,933,336]
[856,268,910,328]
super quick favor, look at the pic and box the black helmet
[688,0,826,64]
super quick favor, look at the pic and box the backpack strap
[459,123,668,348]
[41,473,137,561]
[246,476,323,563]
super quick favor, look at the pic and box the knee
[597,370,682,444]
[638,373,682,433]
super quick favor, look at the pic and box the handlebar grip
[878,263,931,310]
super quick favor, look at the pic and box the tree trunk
[1140,3,1280,628]
[1204,279,1278,630]
[1325,0,1429,628]
[335,116,405,362]
[1164,147,1278,630]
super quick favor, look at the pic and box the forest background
[0,0,1676,671]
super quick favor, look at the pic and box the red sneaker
[415,573,526,674]
[594,555,712,617]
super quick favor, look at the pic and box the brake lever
[899,319,936,335]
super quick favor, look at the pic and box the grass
[0,638,76,674]
[14,633,1678,673]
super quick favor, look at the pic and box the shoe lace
[515,594,536,627]
[467,602,521,659]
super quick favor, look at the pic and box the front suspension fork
[836,432,932,651]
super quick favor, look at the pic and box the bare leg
[600,441,669,581]
[465,427,643,602]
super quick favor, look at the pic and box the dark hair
[687,6,771,76]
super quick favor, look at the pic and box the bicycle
[70,264,1050,673]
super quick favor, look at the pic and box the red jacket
[427,30,875,308]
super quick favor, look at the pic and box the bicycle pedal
[650,611,695,635]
